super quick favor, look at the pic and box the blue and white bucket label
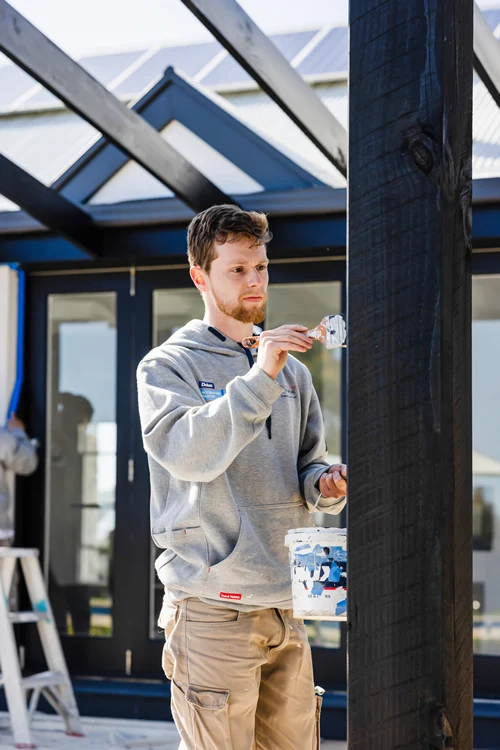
[285,527,347,621]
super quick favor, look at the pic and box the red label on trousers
[219,592,242,600]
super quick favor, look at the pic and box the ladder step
[9,611,43,624]
[0,547,39,558]
[0,670,67,689]
[0,548,83,745]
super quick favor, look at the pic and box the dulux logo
[199,381,215,389]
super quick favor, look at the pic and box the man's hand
[318,463,347,499]
[256,325,312,380]
[7,413,26,431]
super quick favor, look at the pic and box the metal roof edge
[0,186,346,234]
[1,179,500,236]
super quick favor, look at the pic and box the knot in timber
[407,134,434,175]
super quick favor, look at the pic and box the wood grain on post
[347,1,474,748]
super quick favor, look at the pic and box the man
[0,413,38,546]
[137,205,347,750]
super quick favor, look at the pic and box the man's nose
[247,269,262,286]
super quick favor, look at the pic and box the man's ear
[190,265,208,293]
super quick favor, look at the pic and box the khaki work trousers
[162,598,322,750]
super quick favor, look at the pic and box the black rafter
[179,0,347,176]
[0,155,99,256]
[0,0,233,212]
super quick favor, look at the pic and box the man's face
[204,236,269,324]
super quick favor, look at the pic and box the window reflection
[150,289,204,638]
[149,282,342,647]
[472,276,500,655]
[47,293,116,637]
[266,281,343,650]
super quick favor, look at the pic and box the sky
[6,0,499,59]
[8,0,348,58]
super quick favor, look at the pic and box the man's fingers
[276,324,309,332]
[323,471,346,494]
[326,474,340,491]
[332,472,347,492]
[262,332,312,349]
[263,324,309,337]
[328,463,347,481]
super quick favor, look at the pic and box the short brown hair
[187,204,272,273]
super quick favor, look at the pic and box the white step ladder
[0,548,83,748]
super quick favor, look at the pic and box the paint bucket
[284,527,347,620]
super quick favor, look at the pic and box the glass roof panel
[114,42,221,98]
[201,30,317,87]
[483,9,500,32]
[0,110,100,187]
[297,27,348,76]
[0,60,38,111]
[89,119,263,205]
[21,50,146,110]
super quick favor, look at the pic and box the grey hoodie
[0,426,38,540]
[137,320,346,611]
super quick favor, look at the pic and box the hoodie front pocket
[205,502,311,604]
[207,517,250,576]
[153,526,208,575]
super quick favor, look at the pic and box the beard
[212,289,267,324]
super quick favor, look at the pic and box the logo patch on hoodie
[199,381,225,401]
[281,385,298,399]
[220,592,242,601]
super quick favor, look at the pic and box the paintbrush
[241,314,346,350]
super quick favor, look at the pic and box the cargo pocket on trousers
[314,686,325,750]
[178,682,231,750]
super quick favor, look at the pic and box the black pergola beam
[179,0,347,176]
[0,155,99,257]
[0,0,232,213]
[348,0,473,747]
[474,2,500,108]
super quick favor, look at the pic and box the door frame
[132,259,348,684]
[22,270,139,677]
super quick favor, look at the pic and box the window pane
[472,276,500,655]
[266,281,343,650]
[150,289,204,638]
[46,293,116,637]
[149,282,342,648]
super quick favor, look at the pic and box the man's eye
[258,265,268,271]
[231,268,243,273]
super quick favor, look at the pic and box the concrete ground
[0,712,346,749]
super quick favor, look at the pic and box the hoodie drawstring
[240,344,272,439]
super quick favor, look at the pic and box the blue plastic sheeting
[297,27,348,76]
[22,50,146,109]
[0,64,36,110]
[6,268,24,420]
[114,42,221,97]
[201,30,317,87]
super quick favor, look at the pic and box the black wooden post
[347,0,474,747]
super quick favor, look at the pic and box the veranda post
[347,0,474,747]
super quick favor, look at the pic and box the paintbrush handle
[241,335,261,349]
[241,328,316,350]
